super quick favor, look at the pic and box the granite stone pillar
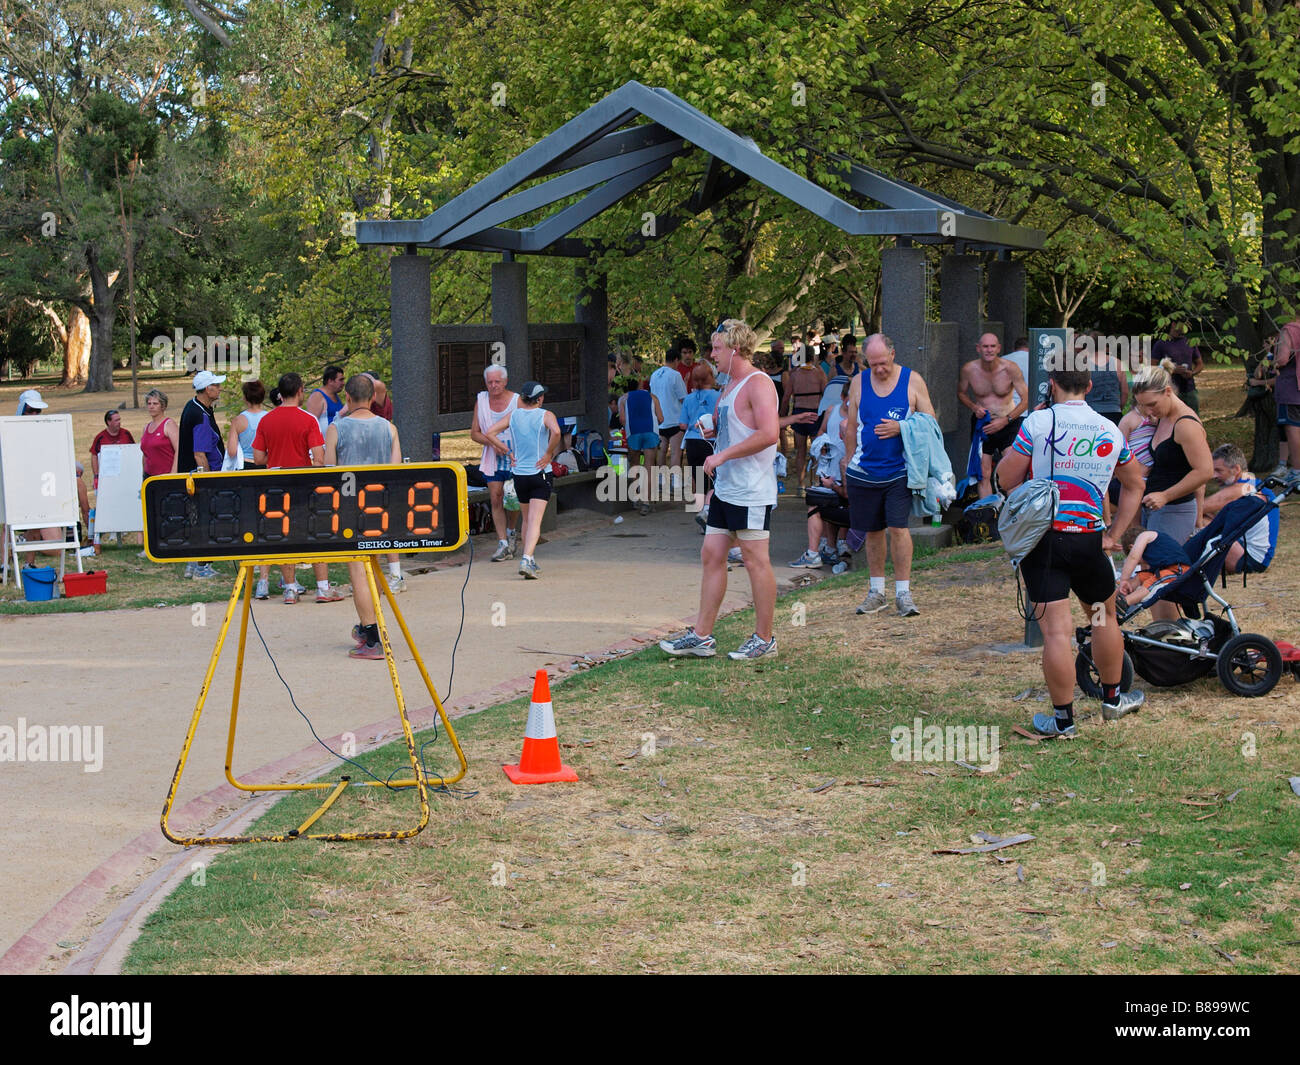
[491,260,529,394]
[986,259,1027,353]
[880,246,927,372]
[575,264,609,440]
[940,254,982,474]
[391,250,432,462]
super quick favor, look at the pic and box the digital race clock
[141,463,468,562]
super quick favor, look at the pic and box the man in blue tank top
[844,334,936,618]
[305,365,346,437]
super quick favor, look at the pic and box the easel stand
[161,556,468,845]
[2,523,82,590]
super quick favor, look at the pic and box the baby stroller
[1075,473,1298,698]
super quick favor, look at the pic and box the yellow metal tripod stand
[161,557,467,845]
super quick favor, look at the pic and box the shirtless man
[957,333,1029,497]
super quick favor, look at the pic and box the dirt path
[0,504,820,971]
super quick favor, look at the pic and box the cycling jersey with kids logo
[1011,400,1132,532]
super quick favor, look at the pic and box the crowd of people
[12,310,1294,697]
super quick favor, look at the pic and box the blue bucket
[23,566,58,602]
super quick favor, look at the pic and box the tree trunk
[82,246,118,393]
[66,308,91,385]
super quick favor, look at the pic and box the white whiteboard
[0,415,78,527]
[94,443,144,533]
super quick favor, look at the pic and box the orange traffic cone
[503,670,579,784]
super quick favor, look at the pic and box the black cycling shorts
[1020,530,1115,605]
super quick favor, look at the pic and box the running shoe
[1101,689,1145,721]
[896,591,920,617]
[727,546,744,565]
[184,562,197,578]
[819,546,839,566]
[789,550,823,569]
[254,579,269,600]
[519,557,540,579]
[855,590,889,614]
[388,576,406,594]
[728,633,777,661]
[315,587,344,603]
[192,563,217,579]
[490,540,511,562]
[1031,713,1076,738]
[659,628,717,657]
[837,539,850,558]
[348,642,385,660]
[283,586,299,604]
[351,624,367,647]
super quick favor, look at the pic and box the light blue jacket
[900,412,954,518]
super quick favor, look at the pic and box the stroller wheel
[1216,633,1283,697]
[1075,644,1134,699]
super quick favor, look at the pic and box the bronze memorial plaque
[437,341,492,415]
[530,338,581,404]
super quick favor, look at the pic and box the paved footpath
[0,501,822,972]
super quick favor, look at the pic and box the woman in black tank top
[1132,364,1213,543]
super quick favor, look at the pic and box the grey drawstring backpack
[998,408,1059,567]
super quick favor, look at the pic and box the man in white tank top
[660,319,781,661]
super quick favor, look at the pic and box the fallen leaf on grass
[810,779,836,794]
[1016,864,1025,883]
[933,833,1034,855]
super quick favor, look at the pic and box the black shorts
[684,438,714,491]
[1020,530,1116,605]
[513,471,553,504]
[808,500,851,527]
[791,407,819,438]
[706,496,773,533]
[846,475,911,532]
[659,426,682,441]
[981,416,1023,456]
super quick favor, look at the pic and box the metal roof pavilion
[355,80,1045,255]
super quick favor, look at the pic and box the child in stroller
[1077,472,1297,697]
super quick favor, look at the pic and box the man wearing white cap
[179,371,226,473]
[178,371,226,578]
[16,388,49,415]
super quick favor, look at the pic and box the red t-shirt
[91,428,136,455]
[370,396,394,420]
[677,360,695,393]
[252,406,323,468]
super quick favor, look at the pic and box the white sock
[387,562,401,579]
[870,577,885,593]
[896,580,910,595]
[317,580,330,593]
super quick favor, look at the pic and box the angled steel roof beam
[355,84,644,246]
[604,168,752,256]
[436,138,688,247]
[532,123,682,178]
[520,155,678,251]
